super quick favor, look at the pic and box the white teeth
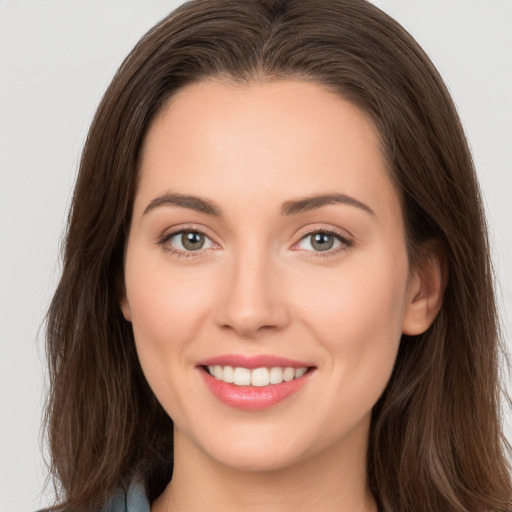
[223,365,234,383]
[269,367,283,384]
[283,367,295,382]
[214,365,223,380]
[233,367,251,386]
[251,367,269,387]
[295,367,307,378]
[207,365,308,386]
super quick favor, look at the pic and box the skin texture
[120,80,444,512]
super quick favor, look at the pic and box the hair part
[45,1,511,510]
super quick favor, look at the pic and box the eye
[164,230,215,252]
[296,230,351,253]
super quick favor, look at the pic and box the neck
[153,426,377,512]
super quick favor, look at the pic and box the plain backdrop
[0,1,511,510]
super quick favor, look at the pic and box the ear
[117,275,132,322]
[402,241,448,335]
[120,295,132,322]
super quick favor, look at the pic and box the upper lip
[197,354,315,369]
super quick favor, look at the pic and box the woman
[44,0,511,510]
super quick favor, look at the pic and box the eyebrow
[280,193,375,216]
[143,192,375,217]
[144,193,222,216]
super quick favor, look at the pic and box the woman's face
[121,79,428,472]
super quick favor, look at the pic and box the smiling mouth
[199,361,315,410]
[203,365,312,386]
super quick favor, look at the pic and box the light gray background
[1,1,511,510]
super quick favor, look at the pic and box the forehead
[136,79,400,225]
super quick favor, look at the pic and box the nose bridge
[214,240,289,337]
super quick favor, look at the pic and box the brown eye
[181,231,205,251]
[310,233,335,251]
[165,230,214,252]
[296,230,350,253]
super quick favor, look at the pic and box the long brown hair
[45,0,511,510]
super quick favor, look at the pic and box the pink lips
[197,354,314,411]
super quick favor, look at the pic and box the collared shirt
[103,480,150,512]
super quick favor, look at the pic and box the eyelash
[157,226,353,259]
[294,227,354,258]
[158,224,217,259]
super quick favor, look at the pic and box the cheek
[125,249,212,341]
[123,249,214,398]
[295,247,409,393]
[124,260,222,430]
[301,250,407,327]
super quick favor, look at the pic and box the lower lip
[199,368,312,411]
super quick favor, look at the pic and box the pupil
[182,231,204,251]
[312,233,334,251]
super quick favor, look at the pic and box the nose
[214,248,291,338]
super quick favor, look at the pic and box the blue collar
[104,480,150,512]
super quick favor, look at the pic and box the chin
[210,445,305,473]
[189,425,317,473]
